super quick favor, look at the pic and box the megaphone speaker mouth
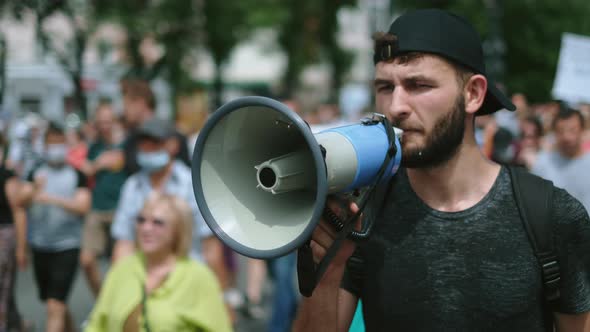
[257,167,276,189]
[192,96,328,259]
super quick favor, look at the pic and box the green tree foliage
[277,0,356,99]
[94,0,201,105]
[2,0,94,118]
[503,0,590,102]
[96,0,259,108]
[202,0,250,108]
[3,0,361,113]
[394,0,590,102]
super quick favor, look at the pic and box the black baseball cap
[136,118,176,141]
[374,9,515,116]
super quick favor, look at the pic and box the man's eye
[410,82,432,90]
[377,85,394,93]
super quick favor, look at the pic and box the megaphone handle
[297,241,317,297]
[297,206,361,297]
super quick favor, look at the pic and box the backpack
[507,166,560,331]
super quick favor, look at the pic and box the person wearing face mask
[111,118,207,262]
[23,122,91,332]
[109,118,233,320]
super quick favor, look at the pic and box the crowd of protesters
[0,79,234,332]
[0,77,589,332]
[477,94,590,212]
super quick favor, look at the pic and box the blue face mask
[137,150,170,173]
[45,144,67,165]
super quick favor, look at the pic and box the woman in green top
[84,192,232,332]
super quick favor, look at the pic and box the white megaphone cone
[191,96,402,261]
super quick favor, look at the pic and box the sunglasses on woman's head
[136,215,166,227]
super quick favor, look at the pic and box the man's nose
[388,87,412,121]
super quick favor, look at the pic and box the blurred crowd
[476,93,590,212]
[0,79,312,332]
[0,78,589,332]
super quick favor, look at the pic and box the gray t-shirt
[532,151,590,213]
[27,164,87,251]
[342,166,590,331]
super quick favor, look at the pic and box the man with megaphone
[289,9,590,332]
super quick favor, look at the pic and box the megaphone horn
[191,96,402,295]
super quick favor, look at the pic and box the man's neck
[406,140,501,213]
[149,162,174,190]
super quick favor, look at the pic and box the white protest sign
[552,32,590,105]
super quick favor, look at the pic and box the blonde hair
[138,192,194,258]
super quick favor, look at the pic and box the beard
[396,95,466,169]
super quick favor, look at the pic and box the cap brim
[136,131,166,141]
[477,79,516,116]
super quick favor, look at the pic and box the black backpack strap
[508,166,559,328]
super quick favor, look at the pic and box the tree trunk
[72,72,87,120]
[213,60,223,110]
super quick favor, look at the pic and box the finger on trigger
[313,225,335,249]
[310,240,326,264]
[318,218,338,238]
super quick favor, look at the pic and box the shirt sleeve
[553,187,590,314]
[111,178,140,241]
[83,262,119,332]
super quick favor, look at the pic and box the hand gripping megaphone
[191,96,401,296]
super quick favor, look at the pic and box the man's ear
[464,74,487,115]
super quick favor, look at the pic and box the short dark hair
[121,79,156,110]
[553,106,585,130]
[522,115,544,137]
[45,121,65,139]
[373,32,474,89]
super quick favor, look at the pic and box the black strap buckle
[374,39,399,64]
[361,113,386,126]
[539,254,561,302]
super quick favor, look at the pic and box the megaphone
[191,96,401,293]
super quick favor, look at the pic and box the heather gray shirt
[342,166,590,331]
[27,164,87,251]
[532,151,590,213]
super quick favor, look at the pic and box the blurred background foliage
[395,0,590,102]
[1,0,590,114]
